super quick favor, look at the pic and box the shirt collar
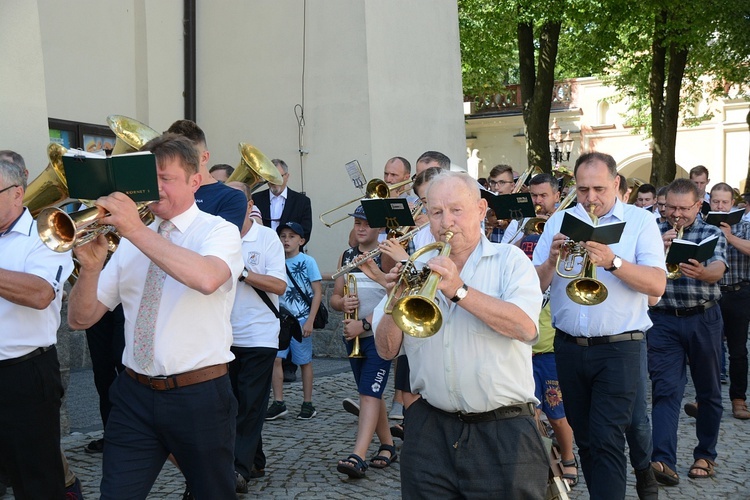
[242,220,259,242]
[1,208,32,237]
[572,198,624,223]
[270,187,288,201]
[155,203,199,233]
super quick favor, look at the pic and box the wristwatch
[361,318,372,332]
[450,283,469,303]
[238,268,249,282]
[606,256,623,272]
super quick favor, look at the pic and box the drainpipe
[184,0,196,120]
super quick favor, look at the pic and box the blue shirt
[282,252,322,321]
[532,199,665,337]
[195,182,247,231]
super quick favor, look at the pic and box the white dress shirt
[373,237,542,413]
[269,187,287,231]
[97,204,243,376]
[532,199,665,337]
[230,222,286,348]
[0,209,73,360]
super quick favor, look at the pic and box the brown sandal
[651,461,680,486]
[687,458,716,479]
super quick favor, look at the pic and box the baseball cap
[277,221,305,238]
[348,205,367,220]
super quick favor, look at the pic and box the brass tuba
[106,115,160,155]
[23,143,70,217]
[384,232,453,338]
[344,274,364,358]
[665,218,684,280]
[555,205,608,305]
[226,143,284,192]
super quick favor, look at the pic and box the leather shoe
[235,471,248,494]
[684,401,698,418]
[732,399,750,419]
[634,466,658,500]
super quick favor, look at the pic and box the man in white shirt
[225,182,286,491]
[374,171,548,498]
[68,134,243,499]
[0,159,73,499]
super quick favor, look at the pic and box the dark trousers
[720,286,750,400]
[625,338,653,471]
[554,333,641,500]
[400,399,548,499]
[0,347,65,500]
[85,305,126,427]
[648,306,723,470]
[228,346,277,480]
[101,371,237,500]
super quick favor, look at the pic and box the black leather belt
[0,345,54,368]
[649,299,717,318]
[423,399,535,423]
[720,281,750,293]
[557,330,643,346]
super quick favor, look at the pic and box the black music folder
[666,235,719,265]
[560,212,625,244]
[62,151,159,202]
[360,198,415,229]
[704,208,745,227]
[482,191,536,220]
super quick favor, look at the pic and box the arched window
[597,100,610,125]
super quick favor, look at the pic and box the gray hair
[271,159,289,174]
[427,170,480,201]
[0,150,26,174]
[0,160,26,190]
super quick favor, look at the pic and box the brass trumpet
[319,178,412,227]
[343,274,365,358]
[384,232,453,338]
[665,218,684,280]
[555,205,608,305]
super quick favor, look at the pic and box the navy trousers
[648,306,723,470]
[228,346,277,480]
[625,338,653,471]
[554,333,641,500]
[85,305,125,427]
[101,370,237,500]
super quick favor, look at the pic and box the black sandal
[337,453,368,479]
[561,456,579,488]
[370,444,398,469]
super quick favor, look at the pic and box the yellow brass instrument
[331,222,429,280]
[508,186,579,241]
[627,177,647,205]
[386,199,424,244]
[665,218,684,280]
[512,164,543,194]
[23,143,70,217]
[106,115,160,155]
[344,274,365,358]
[319,178,412,227]
[384,232,453,338]
[226,143,283,192]
[555,205,608,305]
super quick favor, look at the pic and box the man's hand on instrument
[342,318,364,340]
[343,294,359,315]
[547,233,568,264]
[581,241,615,268]
[383,262,404,294]
[72,234,110,271]
[95,192,144,239]
[662,228,678,250]
[427,255,462,298]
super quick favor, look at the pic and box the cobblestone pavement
[3,358,750,499]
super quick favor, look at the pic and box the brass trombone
[384,232,453,338]
[665,218,684,280]
[555,205,608,305]
[319,178,412,227]
[343,274,365,358]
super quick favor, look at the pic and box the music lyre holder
[345,160,367,191]
[360,198,415,230]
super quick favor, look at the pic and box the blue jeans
[554,333,641,500]
[101,371,237,500]
[625,338,653,471]
[647,306,723,470]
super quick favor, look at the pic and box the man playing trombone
[374,171,548,498]
[533,152,666,499]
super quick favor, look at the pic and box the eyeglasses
[0,184,19,195]
[665,202,699,212]
[488,179,514,187]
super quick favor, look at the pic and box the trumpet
[331,222,429,279]
[555,205,608,305]
[319,178,412,227]
[343,274,365,358]
[384,232,453,338]
[665,218,684,280]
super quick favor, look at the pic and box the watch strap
[450,283,469,303]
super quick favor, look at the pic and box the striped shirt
[720,221,750,286]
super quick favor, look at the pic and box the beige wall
[6,0,464,273]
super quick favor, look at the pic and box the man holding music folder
[68,134,243,499]
[533,152,666,499]
[648,178,727,485]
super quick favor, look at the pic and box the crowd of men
[1,124,748,500]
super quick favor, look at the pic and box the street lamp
[548,118,573,167]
